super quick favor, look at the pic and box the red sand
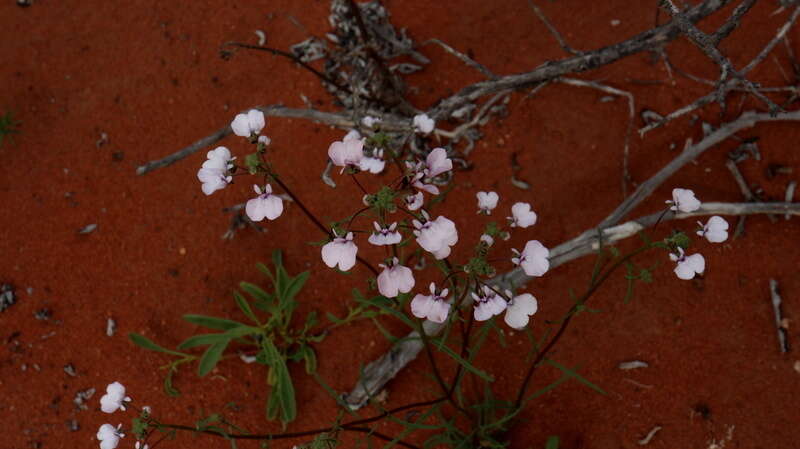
[1,1,798,448]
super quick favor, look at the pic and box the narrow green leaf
[544,359,606,395]
[432,338,494,381]
[283,271,309,304]
[183,314,244,331]
[129,333,188,357]
[545,436,560,449]
[262,339,297,424]
[177,333,231,350]
[198,340,229,377]
[233,290,260,324]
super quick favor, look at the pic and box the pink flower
[245,184,284,221]
[476,191,499,214]
[328,138,364,171]
[410,283,450,323]
[231,109,265,138]
[697,216,728,243]
[405,192,424,211]
[197,146,234,196]
[368,222,401,246]
[321,231,358,271]
[508,202,537,228]
[377,257,415,298]
[413,113,435,134]
[472,286,507,321]
[503,292,538,329]
[512,240,549,277]
[667,188,701,213]
[100,382,131,414]
[97,424,124,449]
[359,149,385,174]
[413,212,458,260]
[669,247,705,280]
[423,148,452,178]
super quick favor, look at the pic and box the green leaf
[283,271,309,304]
[432,337,494,382]
[544,359,606,395]
[302,345,317,374]
[198,340,230,377]
[233,290,260,325]
[262,339,297,424]
[129,333,188,357]
[184,314,245,331]
[177,333,231,350]
[545,436,560,449]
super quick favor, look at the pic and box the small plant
[0,111,20,147]
[129,250,319,426]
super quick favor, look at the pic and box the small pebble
[78,224,97,234]
[106,318,116,337]
[619,360,649,370]
[610,19,621,27]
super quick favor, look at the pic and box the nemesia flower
[245,184,284,221]
[343,129,361,142]
[405,192,424,211]
[135,442,149,449]
[512,240,549,277]
[359,149,385,174]
[413,212,458,259]
[97,424,124,449]
[231,109,266,138]
[413,113,435,134]
[368,222,402,246]
[668,188,701,213]
[197,146,234,196]
[697,216,729,243]
[410,283,451,323]
[476,191,499,214]
[503,291,538,329]
[377,257,415,298]
[321,231,358,271]
[472,285,507,321]
[509,202,537,228]
[328,138,364,171]
[362,116,381,128]
[480,233,494,247]
[100,382,131,413]
[258,135,271,146]
[669,247,705,280]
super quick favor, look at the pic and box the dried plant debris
[0,283,16,312]
[619,360,649,370]
[73,388,96,410]
[106,318,117,337]
[770,279,790,353]
[78,224,98,235]
[728,138,761,163]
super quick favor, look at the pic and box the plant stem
[270,173,380,276]
[512,243,654,408]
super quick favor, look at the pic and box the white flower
[413,113,435,134]
[512,240,549,277]
[245,184,284,221]
[359,149,385,174]
[476,191,499,214]
[697,216,728,243]
[413,213,458,259]
[362,116,381,128]
[135,442,149,449]
[97,424,124,449]
[410,283,450,323]
[405,192,424,211]
[231,109,266,138]
[343,129,361,142]
[508,202,537,228]
[321,231,358,271]
[667,188,701,213]
[368,222,402,246]
[480,233,494,247]
[503,292,538,329]
[197,146,234,196]
[258,135,271,146]
[328,138,364,171]
[377,257,415,298]
[472,286,507,321]
[669,247,705,280]
[100,382,131,414]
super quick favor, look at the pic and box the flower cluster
[665,188,728,280]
